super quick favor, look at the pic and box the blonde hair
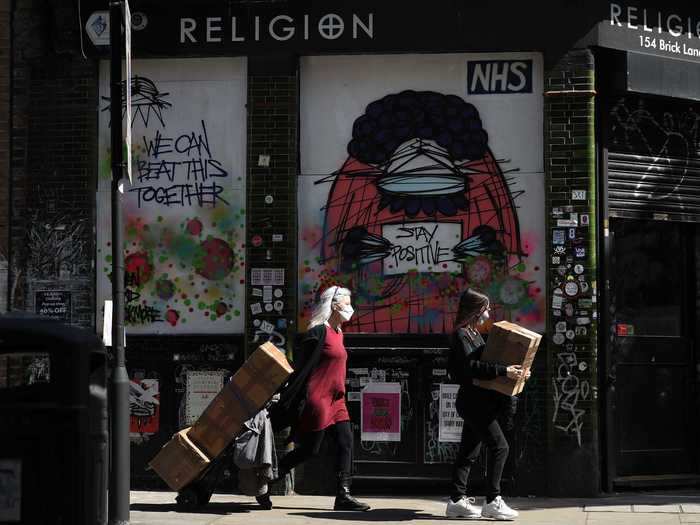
[308,286,351,329]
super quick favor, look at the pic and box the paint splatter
[194,237,235,281]
[165,309,179,326]
[186,218,203,236]
[125,251,154,286]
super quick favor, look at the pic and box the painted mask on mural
[316,90,531,333]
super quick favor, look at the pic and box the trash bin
[0,315,107,525]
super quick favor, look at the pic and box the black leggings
[279,421,353,474]
[451,415,509,502]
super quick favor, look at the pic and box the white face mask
[478,308,490,325]
[337,304,354,322]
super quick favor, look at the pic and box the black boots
[333,472,370,512]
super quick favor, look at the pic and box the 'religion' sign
[594,2,700,62]
[179,13,374,45]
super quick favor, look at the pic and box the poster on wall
[96,58,247,334]
[129,378,160,439]
[361,382,401,442]
[184,370,226,425]
[438,383,463,442]
[298,53,545,334]
[35,290,71,323]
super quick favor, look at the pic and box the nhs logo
[467,60,533,95]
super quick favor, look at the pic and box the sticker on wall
[272,234,284,242]
[565,303,575,317]
[263,286,273,303]
[250,302,262,315]
[575,326,588,336]
[554,246,566,255]
[564,281,579,297]
[575,247,586,258]
[574,264,584,275]
[580,214,590,226]
[555,321,567,333]
[616,324,634,336]
[553,230,566,245]
[274,289,283,298]
[361,382,401,441]
[568,228,576,240]
[264,303,273,312]
[552,295,564,309]
[552,256,561,265]
[551,207,563,217]
[565,329,575,340]
[576,317,591,325]
[251,235,263,247]
[130,378,160,438]
[274,300,284,312]
[580,281,590,293]
[252,288,263,297]
[250,268,285,286]
[553,309,562,317]
[572,189,586,200]
[259,320,275,333]
[264,194,274,204]
[553,332,565,345]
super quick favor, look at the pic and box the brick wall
[0,0,10,313]
[245,62,299,357]
[10,0,97,328]
[544,49,600,496]
[246,59,299,495]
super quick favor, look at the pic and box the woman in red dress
[269,285,370,512]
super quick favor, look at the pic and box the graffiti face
[301,90,541,333]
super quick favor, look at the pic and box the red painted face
[321,146,522,333]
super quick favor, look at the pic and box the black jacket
[268,324,327,437]
[447,328,508,385]
[447,327,510,421]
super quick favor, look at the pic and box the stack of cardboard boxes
[149,342,293,491]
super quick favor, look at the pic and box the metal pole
[109,1,130,523]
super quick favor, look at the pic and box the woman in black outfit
[445,289,529,521]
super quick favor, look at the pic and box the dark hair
[348,90,488,165]
[454,289,490,329]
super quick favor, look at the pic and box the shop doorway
[606,218,699,485]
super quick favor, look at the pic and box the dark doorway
[607,218,698,485]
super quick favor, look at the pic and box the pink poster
[361,382,401,441]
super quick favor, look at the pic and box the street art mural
[299,54,545,333]
[97,59,246,334]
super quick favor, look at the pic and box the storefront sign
[180,13,374,44]
[361,382,401,442]
[590,3,700,62]
[438,383,463,442]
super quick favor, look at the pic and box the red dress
[298,324,350,432]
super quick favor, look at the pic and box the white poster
[185,370,226,425]
[299,53,545,334]
[97,58,247,334]
[438,383,463,442]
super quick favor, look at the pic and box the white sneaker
[446,496,481,519]
[481,496,519,520]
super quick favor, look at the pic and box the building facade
[2,0,699,497]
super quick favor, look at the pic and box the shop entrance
[606,218,699,485]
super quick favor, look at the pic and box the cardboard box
[473,321,542,396]
[187,341,293,458]
[148,428,210,491]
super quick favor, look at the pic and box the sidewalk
[129,490,700,525]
